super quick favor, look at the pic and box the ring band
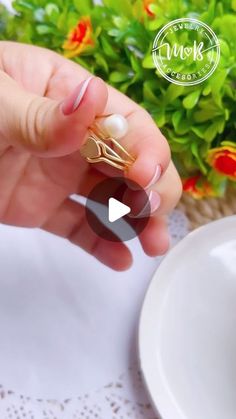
[80,115,135,171]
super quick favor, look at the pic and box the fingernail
[135,190,161,218]
[144,165,162,190]
[61,76,94,115]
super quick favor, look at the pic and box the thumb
[0,72,108,157]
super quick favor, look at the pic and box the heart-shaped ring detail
[80,137,101,159]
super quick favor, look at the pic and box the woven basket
[177,186,236,230]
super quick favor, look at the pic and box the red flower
[207,145,236,181]
[143,0,156,17]
[183,175,216,199]
[63,17,94,58]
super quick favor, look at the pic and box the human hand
[0,41,182,271]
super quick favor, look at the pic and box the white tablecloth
[0,210,188,418]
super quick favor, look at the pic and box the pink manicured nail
[135,190,161,218]
[144,165,162,190]
[61,76,94,115]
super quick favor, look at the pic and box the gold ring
[80,114,135,171]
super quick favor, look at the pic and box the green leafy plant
[0,0,236,198]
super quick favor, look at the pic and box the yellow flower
[207,145,236,181]
[63,16,94,58]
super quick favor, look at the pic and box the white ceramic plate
[139,216,236,419]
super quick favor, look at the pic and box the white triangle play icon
[108,198,131,223]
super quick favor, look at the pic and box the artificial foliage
[0,0,236,198]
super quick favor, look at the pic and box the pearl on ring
[101,114,128,139]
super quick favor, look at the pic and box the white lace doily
[0,210,188,419]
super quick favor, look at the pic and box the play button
[108,198,131,222]
[85,177,151,242]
